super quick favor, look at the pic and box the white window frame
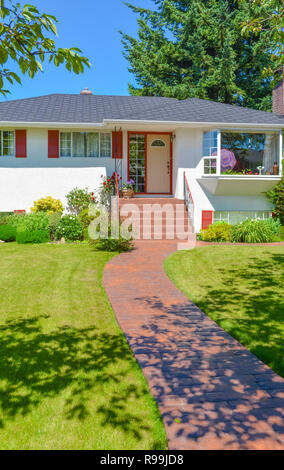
[0,129,15,157]
[213,210,272,225]
[59,131,112,158]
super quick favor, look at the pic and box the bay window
[60,132,111,158]
[203,129,281,175]
[0,130,15,157]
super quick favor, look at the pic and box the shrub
[90,236,134,253]
[31,196,64,214]
[0,215,10,226]
[66,188,96,215]
[231,218,280,243]
[89,221,134,252]
[14,212,50,233]
[78,208,97,228]
[48,212,62,240]
[0,225,16,242]
[266,176,284,224]
[278,225,284,241]
[55,215,84,241]
[200,222,232,242]
[16,229,50,244]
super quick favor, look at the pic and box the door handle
[167,161,170,174]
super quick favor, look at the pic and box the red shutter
[48,130,59,158]
[15,130,27,158]
[202,210,213,230]
[112,131,123,159]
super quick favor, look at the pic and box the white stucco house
[0,82,283,232]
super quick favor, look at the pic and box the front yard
[0,244,166,450]
[165,246,284,378]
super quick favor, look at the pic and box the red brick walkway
[103,241,284,450]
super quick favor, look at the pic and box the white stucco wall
[0,167,107,212]
[0,128,129,212]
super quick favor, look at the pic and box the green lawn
[165,246,284,378]
[0,244,166,450]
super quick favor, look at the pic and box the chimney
[80,87,92,95]
[272,68,284,115]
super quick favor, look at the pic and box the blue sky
[3,0,155,100]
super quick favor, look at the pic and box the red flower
[103,182,106,185]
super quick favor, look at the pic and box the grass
[0,243,166,450]
[165,246,284,378]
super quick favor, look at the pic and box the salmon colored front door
[147,134,171,193]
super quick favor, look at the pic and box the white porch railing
[184,171,194,227]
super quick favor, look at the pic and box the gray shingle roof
[0,93,283,125]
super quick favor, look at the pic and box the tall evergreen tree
[121,0,277,110]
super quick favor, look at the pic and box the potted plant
[121,179,135,198]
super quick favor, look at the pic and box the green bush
[200,222,232,242]
[89,222,134,252]
[278,225,284,241]
[16,229,50,244]
[9,212,50,232]
[66,187,96,215]
[0,215,11,226]
[55,215,84,241]
[48,212,62,240]
[0,225,16,242]
[90,236,133,253]
[231,218,280,243]
[78,208,97,228]
[266,176,284,224]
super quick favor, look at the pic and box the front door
[128,132,171,194]
[147,134,171,193]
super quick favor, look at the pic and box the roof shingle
[0,93,283,125]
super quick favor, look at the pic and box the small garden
[0,173,134,253]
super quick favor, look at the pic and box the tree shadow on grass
[0,315,153,442]
[129,294,284,449]
[191,251,284,377]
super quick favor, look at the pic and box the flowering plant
[122,179,135,190]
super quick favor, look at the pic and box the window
[60,132,111,158]
[151,139,166,147]
[221,132,279,175]
[203,131,218,174]
[129,134,146,192]
[203,131,218,157]
[213,211,272,225]
[0,130,15,156]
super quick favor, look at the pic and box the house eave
[0,119,282,129]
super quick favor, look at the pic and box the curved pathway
[103,241,284,450]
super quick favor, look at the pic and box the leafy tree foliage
[0,0,90,95]
[121,0,280,110]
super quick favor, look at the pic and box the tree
[121,0,279,110]
[0,0,90,95]
[240,0,283,80]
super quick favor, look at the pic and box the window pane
[129,134,146,192]
[100,133,111,157]
[221,132,279,175]
[203,131,218,157]
[87,133,99,157]
[72,133,85,158]
[60,132,71,157]
[3,131,15,156]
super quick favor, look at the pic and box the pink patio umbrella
[212,149,237,171]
